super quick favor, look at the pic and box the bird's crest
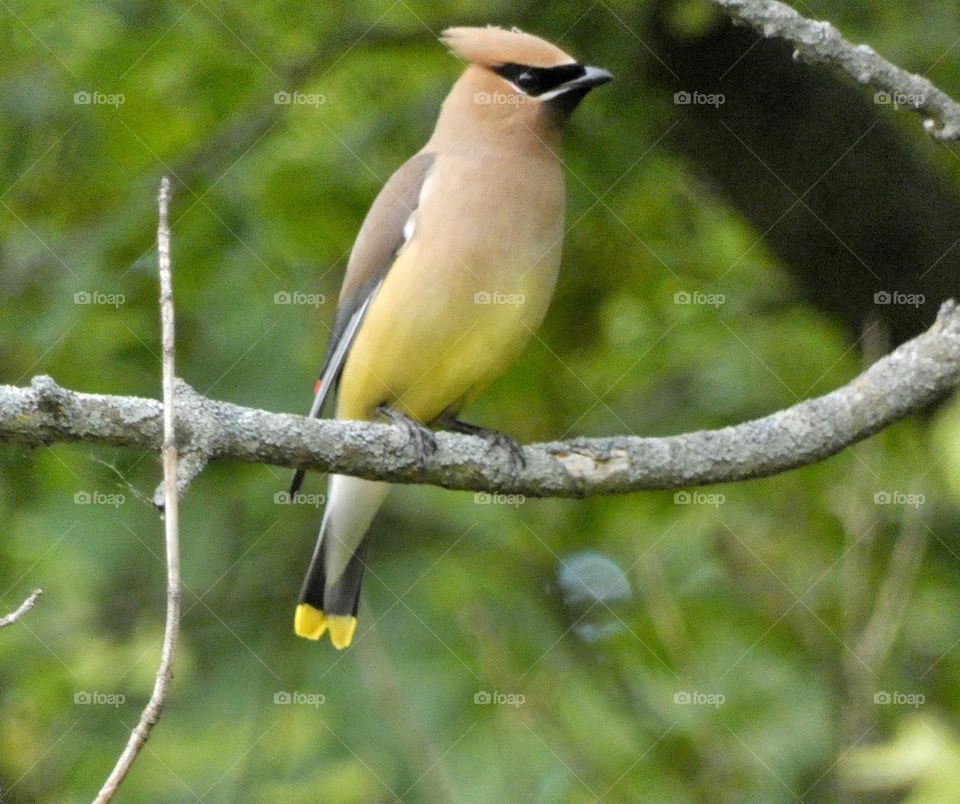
[440,25,575,69]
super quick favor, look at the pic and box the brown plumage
[292,25,612,648]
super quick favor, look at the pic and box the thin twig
[857,510,929,672]
[95,177,181,803]
[87,456,155,508]
[0,589,42,628]
[836,322,887,749]
[356,627,462,803]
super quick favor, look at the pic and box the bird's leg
[435,412,526,468]
[376,404,438,465]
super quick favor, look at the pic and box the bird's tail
[294,474,390,649]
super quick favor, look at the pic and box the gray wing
[289,151,435,495]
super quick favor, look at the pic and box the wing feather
[289,151,435,495]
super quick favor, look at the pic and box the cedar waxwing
[291,25,612,648]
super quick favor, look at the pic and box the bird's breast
[336,149,567,422]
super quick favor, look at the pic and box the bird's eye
[516,71,536,90]
[493,62,568,98]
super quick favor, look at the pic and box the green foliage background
[3,1,960,801]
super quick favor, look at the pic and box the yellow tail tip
[294,604,327,639]
[295,606,357,648]
[326,615,358,650]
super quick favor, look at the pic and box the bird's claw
[377,405,438,467]
[439,417,526,470]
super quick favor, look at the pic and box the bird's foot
[377,405,438,466]
[438,416,526,469]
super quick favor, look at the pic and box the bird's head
[436,26,612,140]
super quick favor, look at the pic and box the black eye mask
[492,62,587,96]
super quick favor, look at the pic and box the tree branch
[94,177,181,803]
[712,0,960,140]
[0,589,42,628]
[2,300,960,497]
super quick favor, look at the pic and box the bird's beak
[566,65,614,91]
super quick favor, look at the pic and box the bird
[291,25,612,649]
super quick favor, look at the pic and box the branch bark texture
[713,0,960,140]
[3,301,960,498]
[94,177,181,803]
[0,589,42,628]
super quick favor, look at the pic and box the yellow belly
[336,234,562,423]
